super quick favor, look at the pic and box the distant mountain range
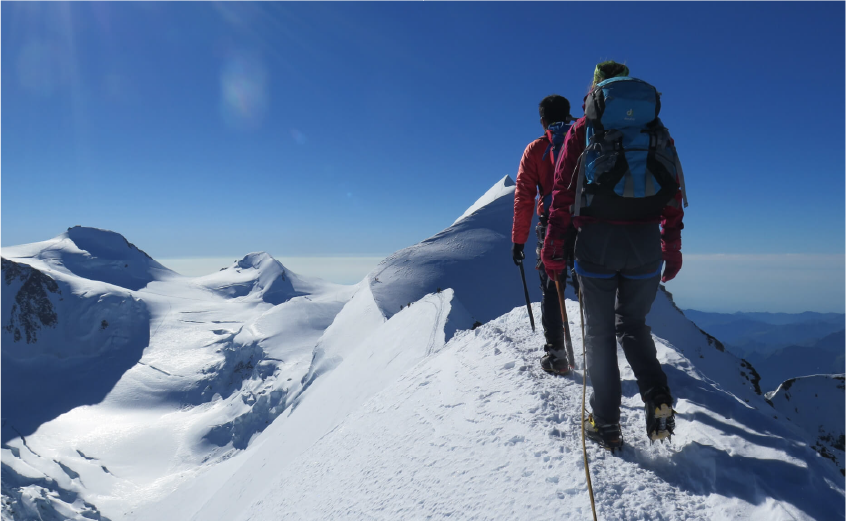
[682,310,845,393]
[682,309,844,358]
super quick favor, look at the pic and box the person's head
[538,95,572,130]
[592,60,629,88]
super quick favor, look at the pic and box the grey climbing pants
[574,221,669,425]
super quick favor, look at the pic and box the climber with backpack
[542,61,688,450]
[512,94,580,376]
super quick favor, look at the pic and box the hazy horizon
[153,251,844,314]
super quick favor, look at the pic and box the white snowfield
[1,181,844,521]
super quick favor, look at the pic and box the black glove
[511,243,525,265]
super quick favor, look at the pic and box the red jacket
[547,116,684,252]
[512,135,556,244]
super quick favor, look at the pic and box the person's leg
[578,272,622,425]
[614,273,669,401]
[538,265,564,347]
[537,224,565,354]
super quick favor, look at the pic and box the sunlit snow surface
[238,302,844,521]
[1,228,355,519]
[2,181,844,520]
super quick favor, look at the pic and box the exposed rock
[2,259,61,344]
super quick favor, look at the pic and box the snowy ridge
[233,302,844,520]
[749,332,845,393]
[369,175,540,330]
[452,174,516,225]
[3,226,175,291]
[767,374,845,476]
[648,288,761,401]
[188,288,469,521]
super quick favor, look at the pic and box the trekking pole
[553,272,575,367]
[578,285,597,521]
[517,261,536,332]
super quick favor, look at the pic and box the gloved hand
[511,243,525,266]
[542,226,574,280]
[661,250,682,283]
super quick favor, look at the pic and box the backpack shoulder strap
[660,128,689,208]
[674,153,689,208]
[540,133,552,162]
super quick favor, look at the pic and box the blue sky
[2,2,844,312]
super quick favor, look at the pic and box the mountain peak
[452,175,516,226]
[1,226,172,291]
[236,252,276,270]
[199,252,297,305]
[63,226,155,261]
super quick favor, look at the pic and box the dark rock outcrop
[2,258,61,344]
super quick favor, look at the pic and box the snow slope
[452,174,518,225]
[201,301,844,521]
[1,257,151,443]
[144,178,839,521]
[369,175,542,329]
[125,286,467,521]
[1,232,355,520]
[2,226,175,291]
[767,374,845,476]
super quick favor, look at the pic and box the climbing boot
[540,343,572,376]
[645,391,676,442]
[584,413,624,452]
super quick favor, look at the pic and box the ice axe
[553,269,576,368]
[517,259,536,332]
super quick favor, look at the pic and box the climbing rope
[578,286,598,521]
[554,274,597,520]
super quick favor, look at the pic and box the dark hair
[538,95,571,125]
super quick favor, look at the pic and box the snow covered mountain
[766,374,845,476]
[221,304,843,521]
[1,256,151,444]
[681,309,845,359]
[369,175,542,328]
[195,252,301,305]
[750,331,846,393]
[2,182,844,521]
[1,229,354,519]
[3,226,175,291]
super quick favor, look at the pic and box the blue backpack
[573,77,688,220]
